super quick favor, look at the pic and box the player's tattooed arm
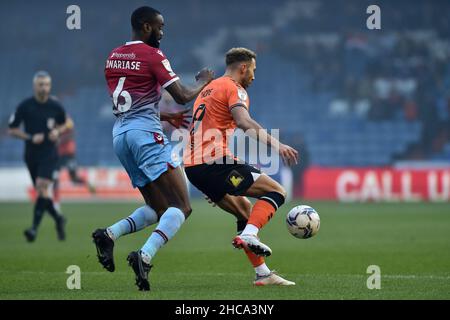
[165,68,214,105]
[231,106,299,166]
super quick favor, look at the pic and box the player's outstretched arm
[165,68,214,105]
[231,106,299,166]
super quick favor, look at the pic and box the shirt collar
[125,40,144,46]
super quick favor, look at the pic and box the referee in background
[8,71,68,242]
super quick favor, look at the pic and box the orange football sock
[244,247,265,267]
[247,199,276,229]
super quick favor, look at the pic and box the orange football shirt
[183,76,250,167]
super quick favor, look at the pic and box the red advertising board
[300,167,450,202]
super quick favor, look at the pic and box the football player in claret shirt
[184,48,299,285]
[8,71,68,242]
[92,6,214,291]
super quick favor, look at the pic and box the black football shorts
[25,154,59,185]
[185,156,261,203]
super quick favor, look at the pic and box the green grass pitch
[0,200,449,300]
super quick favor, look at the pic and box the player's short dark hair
[131,6,161,32]
[225,48,256,66]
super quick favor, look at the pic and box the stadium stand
[0,0,449,168]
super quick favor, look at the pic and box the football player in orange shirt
[184,48,299,286]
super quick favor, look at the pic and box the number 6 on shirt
[113,77,132,113]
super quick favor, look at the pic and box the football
[286,205,320,239]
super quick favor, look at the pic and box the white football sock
[107,205,158,241]
[241,224,259,236]
[255,263,271,276]
[140,207,185,263]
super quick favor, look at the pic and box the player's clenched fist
[279,143,299,166]
[195,68,214,84]
[32,133,45,144]
[48,129,60,142]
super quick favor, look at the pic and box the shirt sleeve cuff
[229,103,248,111]
[162,77,180,89]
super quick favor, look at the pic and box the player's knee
[260,191,286,212]
[274,184,287,199]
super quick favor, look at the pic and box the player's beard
[146,33,160,48]
[242,77,251,89]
